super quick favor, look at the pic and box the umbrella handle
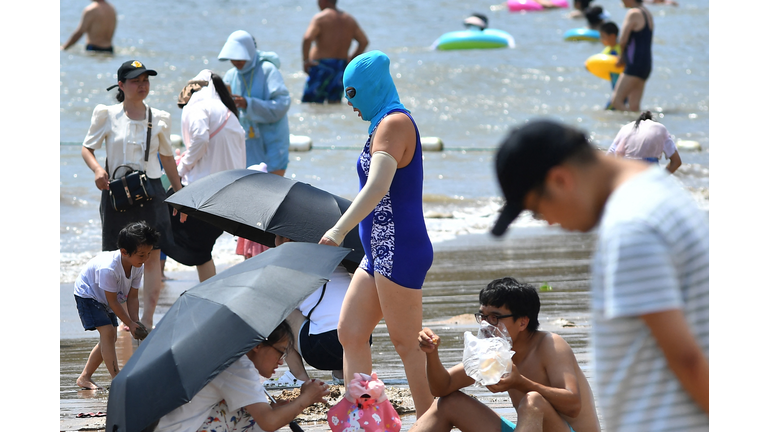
[263,388,305,432]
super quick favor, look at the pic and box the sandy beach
[60,226,596,431]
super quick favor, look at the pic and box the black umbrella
[165,169,364,273]
[106,242,351,432]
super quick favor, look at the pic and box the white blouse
[177,91,246,185]
[83,103,173,179]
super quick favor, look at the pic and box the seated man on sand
[410,277,601,432]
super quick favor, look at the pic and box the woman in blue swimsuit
[609,0,654,111]
[319,50,434,417]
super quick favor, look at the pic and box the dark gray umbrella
[105,242,351,432]
[165,169,364,273]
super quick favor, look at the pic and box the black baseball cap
[106,60,157,90]
[491,120,591,236]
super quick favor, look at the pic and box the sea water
[60,0,709,282]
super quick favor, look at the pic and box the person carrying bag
[107,106,157,212]
[81,59,183,330]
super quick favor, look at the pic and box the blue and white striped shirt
[591,167,708,432]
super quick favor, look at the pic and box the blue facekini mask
[342,51,407,135]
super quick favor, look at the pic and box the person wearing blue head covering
[218,30,291,176]
[319,50,435,417]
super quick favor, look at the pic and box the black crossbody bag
[108,108,157,212]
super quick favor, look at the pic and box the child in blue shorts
[73,221,159,390]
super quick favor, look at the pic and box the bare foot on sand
[76,375,103,390]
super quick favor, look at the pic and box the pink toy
[327,372,402,432]
[508,0,568,12]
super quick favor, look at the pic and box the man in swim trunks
[411,278,601,432]
[301,0,368,103]
[61,0,117,53]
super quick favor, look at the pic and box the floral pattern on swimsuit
[360,134,395,279]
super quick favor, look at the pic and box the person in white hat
[218,30,291,177]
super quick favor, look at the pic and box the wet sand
[60,226,596,431]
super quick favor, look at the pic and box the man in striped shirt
[491,120,708,431]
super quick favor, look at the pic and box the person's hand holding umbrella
[106,243,351,432]
[171,207,188,223]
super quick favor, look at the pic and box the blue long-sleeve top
[223,51,291,167]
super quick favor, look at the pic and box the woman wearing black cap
[81,59,183,331]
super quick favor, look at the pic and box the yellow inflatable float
[585,54,624,81]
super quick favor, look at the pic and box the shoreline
[60,227,596,431]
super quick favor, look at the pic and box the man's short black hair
[479,277,540,332]
[492,119,595,236]
[117,221,160,254]
[600,21,619,36]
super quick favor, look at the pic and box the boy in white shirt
[74,221,158,390]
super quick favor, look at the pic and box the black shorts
[163,188,223,266]
[299,322,344,371]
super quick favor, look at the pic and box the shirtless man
[61,0,117,53]
[411,277,601,432]
[301,0,368,103]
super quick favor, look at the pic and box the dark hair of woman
[634,110,654,129]
[262,320,294,351]
[211,73,239,119]
[116,87,125,103]
[584,6,604,27]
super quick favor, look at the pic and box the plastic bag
[462,321,515,386]
[327,372,402,432]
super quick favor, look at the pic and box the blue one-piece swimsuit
[357,109,433,289]
[623,8,653,80]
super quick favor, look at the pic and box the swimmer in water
[61,0,117,53]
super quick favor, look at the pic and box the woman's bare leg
[337,268,382,384]
[196,259,217,282]
[610,74,646,111]
[626,78,646,112]
[141,249,162,329]
[115,325,135,368]
[375,274,434,417]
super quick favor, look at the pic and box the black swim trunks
[86,44,114,53]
